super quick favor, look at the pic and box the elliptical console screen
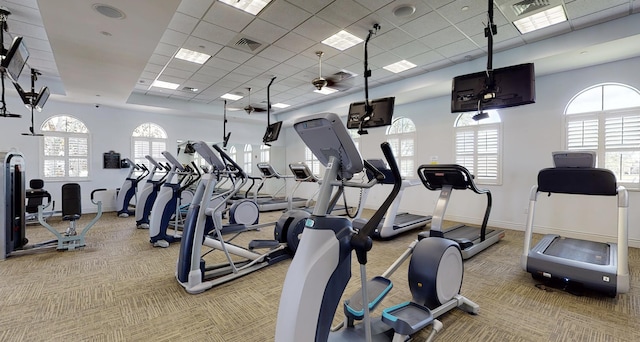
[347,97,395,129]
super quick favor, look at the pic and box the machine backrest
[25,179,50,214]
[62,183,82,220]
[293,112,363,180]
[537,168,617,196]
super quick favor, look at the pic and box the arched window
[260,144,270,163]
[243,144,253,175]
[565,83,640,186]
[228,146,237,163]
[454,111,502,185]
[348,129,360,150]
[41,115,90,179]
[305,147,321,176]
[386,117,416,178]
[132,123,167,168]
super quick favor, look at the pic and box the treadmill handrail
[417,164,492,242]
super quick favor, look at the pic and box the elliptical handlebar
[352,142,402,265]
[212,144,247,179]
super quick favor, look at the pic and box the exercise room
[1,0,639,341]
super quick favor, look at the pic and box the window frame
[244,144,253,175]
[40,115,91,181]
[385,117,417,178]
[131,122,168,169]
[564,83,640,188]
[453,112,502,185]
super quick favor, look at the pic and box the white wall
[0,98,270,213]
[278,56,640,247]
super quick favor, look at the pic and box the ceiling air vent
[229,35,268,54]
[495,0,562,22]
[512,0,550,17]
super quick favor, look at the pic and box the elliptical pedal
[381,301,433,335]
[344,276,392,321]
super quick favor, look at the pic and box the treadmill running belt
[544,237,610,265]
[444,225,493,241]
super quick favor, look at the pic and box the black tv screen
[451,63,535,113]
[34,86,50,111]
[263,121,283,144]
[346,96,395,129]
[2,36,29,83]
[12,82,30,106]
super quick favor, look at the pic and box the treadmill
[255,163,307,212]
[522,151,630,296]
[417,164,504,259]
[288,162,351,216]
[353,159,432,239]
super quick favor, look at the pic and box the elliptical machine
[116,158,147,218]
[274,112,478,342]
[135,155,168,229]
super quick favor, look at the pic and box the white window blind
[565,84,640,187]
[454,112,501,184]
[41,116,90,180]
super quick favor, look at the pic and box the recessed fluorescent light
[383,60,417,73]
[175,48,211,64]
[513,5,567,34]
[219,0,272,15]
[322,30,363,51]
[314,87,338,95]
[221,93,243,101]
[151,80,180,90]
[272,103,290,108]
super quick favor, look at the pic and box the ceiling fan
[243,87,268,114]
[311,51,356,92]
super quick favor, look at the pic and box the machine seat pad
[62,214,81,221]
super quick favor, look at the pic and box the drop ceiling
[2,0,640,123]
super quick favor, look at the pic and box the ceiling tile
[377,0,434,27]
[283,54,318,69]
[154,42,179,57]
[167,58,203,72]
[435,0,488,24]
[295,16,340,42]
[160,28,189,46]
[420,26,466,49]
[316,0,371,28]
[569,4,630,30]
[182,36,224,56]
[408,50,446,66]
[176,0,215,19]
[436,38,481,58]
[168,12,200,34]
[369,51,405,68]
[286,0,334,14]
[370,28,414,50]
[273,32,317,53]
[258,45,297,63]
[192,21,237,46]
[400,11,450,39]
[325,53,361,70]
[216,47,254,64]
[241,18,288,44]
[565,0,629,19]
[243,55,280,70]
[354,0,393,12]
[204,56,240,71]
[260,1,312,30]
[389,40,432,60]
[203,1,254,32]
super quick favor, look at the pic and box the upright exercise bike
[275,113,478,342]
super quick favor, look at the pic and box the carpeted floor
[1,210,638,341]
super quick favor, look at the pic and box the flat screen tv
[346,96,395,129]
[12,81,30,106]
[263,121,283,144]
[2,36,30,83]
[34,86,50,111]
[451,63,535,113]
